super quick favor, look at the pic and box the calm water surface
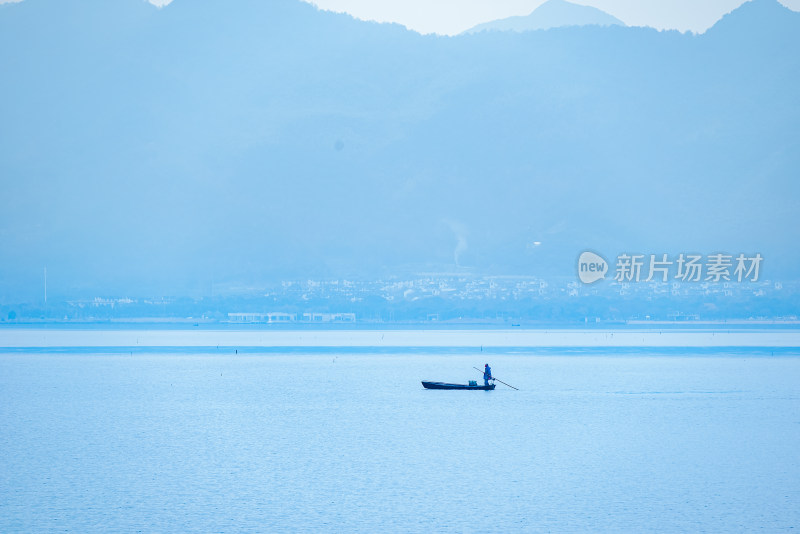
[1,351,798,532]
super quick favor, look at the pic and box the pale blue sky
[2,0,798,34]
[300,0,800,34]
[194,0,797,34]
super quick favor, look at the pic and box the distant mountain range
[464,0,625,34]
[0,0,798,301]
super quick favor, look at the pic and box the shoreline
[1,328,799,349]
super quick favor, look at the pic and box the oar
[473,366,519,390]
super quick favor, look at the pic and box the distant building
[301,313,356,323]
[227,312,356,323]
[227,312,296,323]
[667,312,700,321]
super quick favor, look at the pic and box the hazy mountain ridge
[464,0,625,34]
[0,0,798,301]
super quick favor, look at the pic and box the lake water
[1,349,799,532]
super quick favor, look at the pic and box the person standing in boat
[483,363,493,386]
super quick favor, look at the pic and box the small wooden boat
[422,381,495,390]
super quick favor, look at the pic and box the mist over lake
[2,1,799,531]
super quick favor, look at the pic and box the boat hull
[422,381,495,390]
